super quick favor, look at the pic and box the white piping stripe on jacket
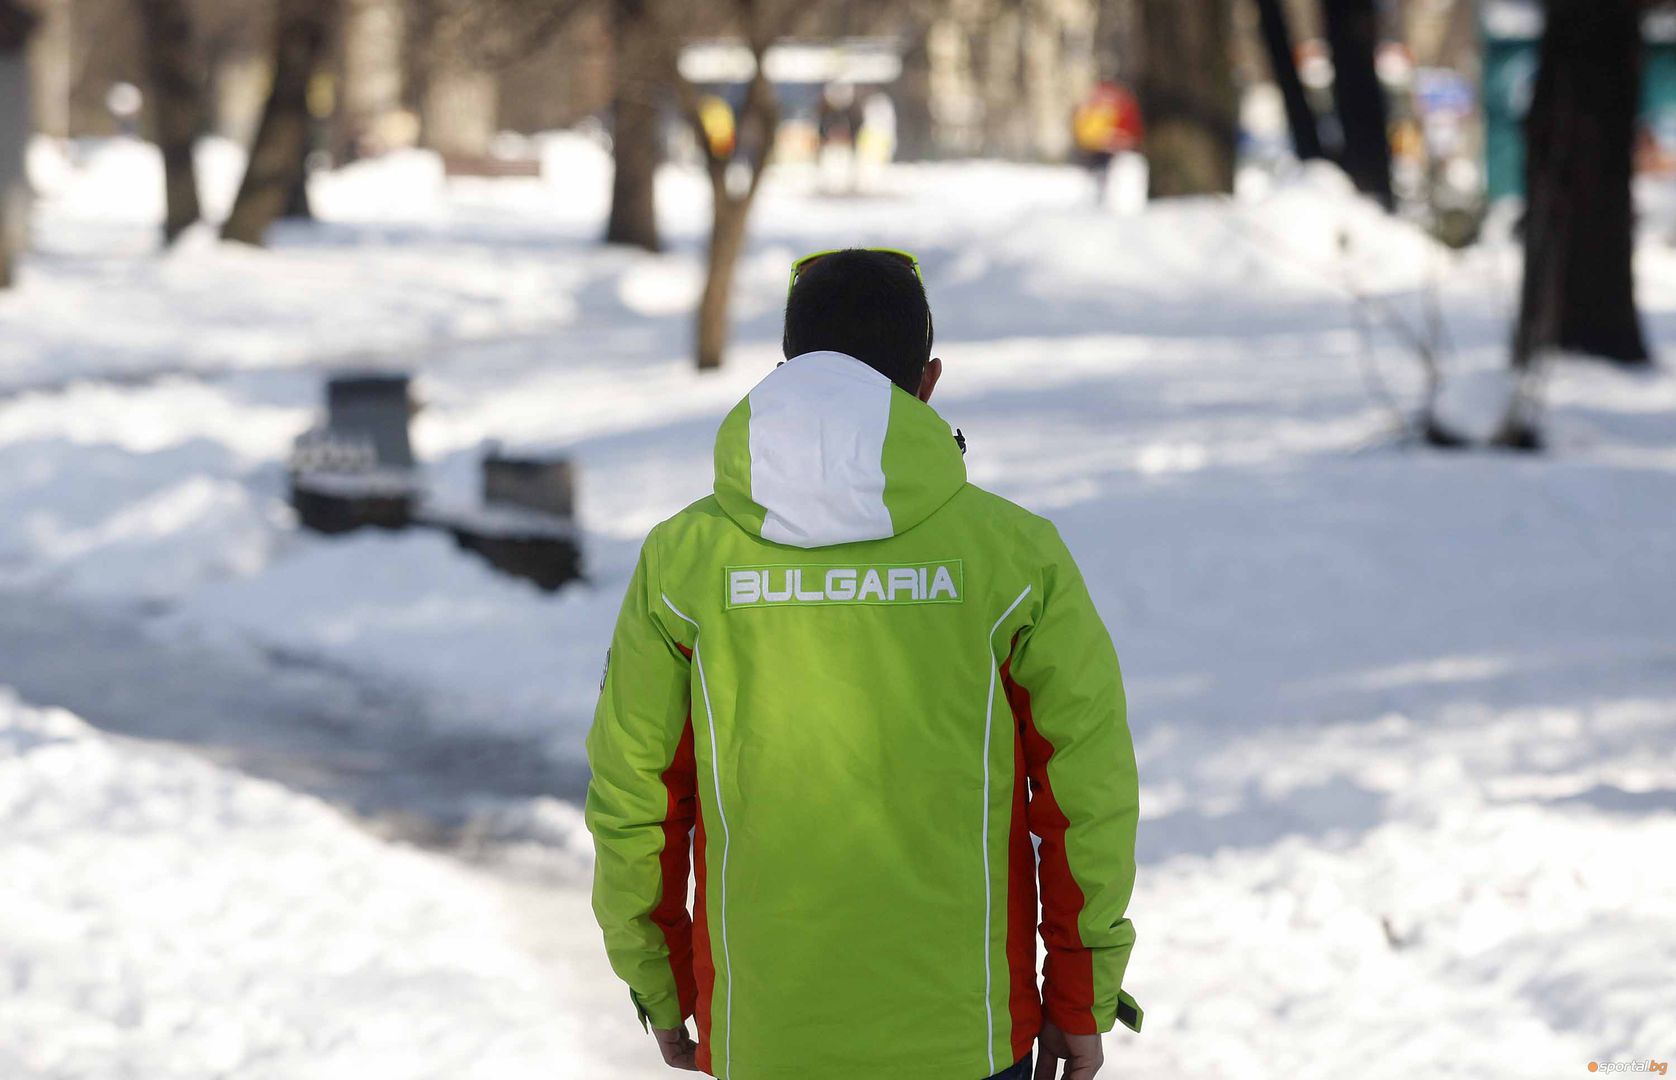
[981,584,1034,1073]
[662,593,734,1079]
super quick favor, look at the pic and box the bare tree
[408,0,591,159]
[1093,0,1137,79]
[665,0,804,370]
[412,0,497,157]
[1515,0,1650,367]
[137,0,204,244]
[894,3,937,161]
[192,0,273,143]
[604,0,661,250]
[0,0,33,289]
[1253,0,1322,161]
[1138,0,1237,197]
[413,0,593,69]
[1496,0,1651,448]
[222,0,336,246]
[25,0,65,137]
[1320,0,1392,208]
[337,0,405,162]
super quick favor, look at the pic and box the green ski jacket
[587,351,1141,1080]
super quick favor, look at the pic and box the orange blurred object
[1073,82,1144,155]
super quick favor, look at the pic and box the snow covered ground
[0,690,636,1080]
[1,135,1674,1077]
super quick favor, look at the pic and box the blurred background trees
[1322,0,1394,207]
[408,0,593,160]
[1513,0,1650,371]
[136,0,200,242]
[1137,0,1237,197]
[669,0,803,371]
[221,0,336,243]
[1253,0,1323,161]
[601,0,659,250]
[0,0,32,287]
[0,0,1667,400]
[1494,0,1655,447]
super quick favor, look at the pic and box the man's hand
[1035,1020,1104,1080]
[652,1025,699,1071]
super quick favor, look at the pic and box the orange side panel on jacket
[1005,657,1097,1034]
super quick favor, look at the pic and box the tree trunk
[1093,0,1138,80]
[1253,0,1323,160]
[1321,0,1393,208]
[696,195,751,370]
[895,19,935,161]
[975,6,1028,158]
[1138,0,1237,197]
[0,1,33,289]
[1513,0,1649,368]
[683,34,780,371]
[22,0,63,138]
[137,0,203,245]
[419,64,496,158]
[603,0,661,251]
[221,0,333,246]
[284,167,312,219]
[336,0,404,162]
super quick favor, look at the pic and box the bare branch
[414,0,595,74]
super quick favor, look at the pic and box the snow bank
[308,148,449,221]
[929,162,1447,352]
[3,143,585,394]
[165,529,626,737]
[1122,699,1676,1074]
[0,376,298,602]
[0,689,616,1079]
[29,136,248,227]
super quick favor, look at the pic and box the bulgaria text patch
[724,561,964,609]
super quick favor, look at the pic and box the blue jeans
[985,1055,1032,1080]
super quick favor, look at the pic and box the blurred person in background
[586,249,1143,1080]
[699,94,738,160]
[1072,80,1144,207]
[818,82,862,192]
[855,90,898,191]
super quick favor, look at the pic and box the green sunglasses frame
[787,247,923,297]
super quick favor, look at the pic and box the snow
[0,689,632,1079]
[1123,698,1676,1074]
[170,529,617,733]
[3,134,1675,1075]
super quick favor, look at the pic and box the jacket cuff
[630,988,684,1031]
[1114,990,1144,1034]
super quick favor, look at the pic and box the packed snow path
[0,588,663,1077]
[0,587,591,851]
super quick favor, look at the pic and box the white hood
[711,351,967,549]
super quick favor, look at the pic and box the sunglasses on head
[788,248,932,351]
[788,248,923,296]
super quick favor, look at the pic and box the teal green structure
[1483,0,1676,201]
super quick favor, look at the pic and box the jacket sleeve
[1002,529,1143,1035]
[585,526,699,1031]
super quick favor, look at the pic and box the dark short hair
[782,249,934,394]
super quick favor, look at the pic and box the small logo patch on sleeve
[724,561,964,608]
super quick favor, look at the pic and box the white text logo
[725,562,963,608]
